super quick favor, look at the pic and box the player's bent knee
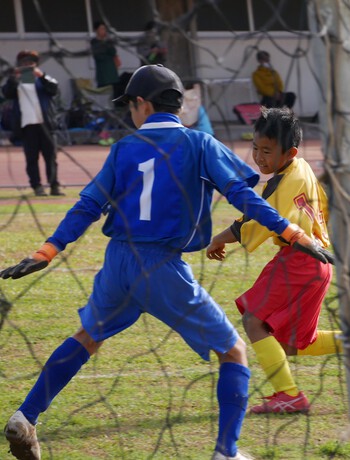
[281,342,298,356]
[73,327,104,356]
[215,336,248,367]
[242,312,265,337]
[242,312,254,333]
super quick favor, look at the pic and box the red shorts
[235,245,332,349]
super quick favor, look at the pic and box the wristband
[280,223,305,245]
[33,242,59,262]
[230,222,242,243]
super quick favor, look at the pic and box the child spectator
[91,20,121,101]
[252,51,296,109]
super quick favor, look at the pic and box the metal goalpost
[308,0,350,438]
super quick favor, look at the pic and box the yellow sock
[252,336,298,397]
[297,330,342,356]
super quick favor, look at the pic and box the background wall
[0,0,316,122]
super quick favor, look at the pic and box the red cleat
[250,391,310,414]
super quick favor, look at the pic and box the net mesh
[0,1,348,459]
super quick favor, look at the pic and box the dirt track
[0,139,325,192]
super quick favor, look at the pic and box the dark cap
[114,64,184,108]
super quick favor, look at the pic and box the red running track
[0,140,325,191]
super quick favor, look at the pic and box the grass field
[0,188,349,460]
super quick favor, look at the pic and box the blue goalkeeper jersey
[48,113,289,252]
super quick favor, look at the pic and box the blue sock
[19,337,90,425]
[215,362,250,457]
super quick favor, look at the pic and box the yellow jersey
[235,158,330,252]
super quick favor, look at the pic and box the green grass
[0,188,349,459]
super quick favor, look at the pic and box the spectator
[1,50,64,196]
[137,20,168,67]
[252,50,296,109]
[91,20,122,102]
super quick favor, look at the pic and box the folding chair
[233,103,261,125]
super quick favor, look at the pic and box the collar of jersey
[139,113,184,130]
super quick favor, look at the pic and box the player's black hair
[254,107,302,153]
[129,90,181,114]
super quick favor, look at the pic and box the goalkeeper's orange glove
[0,243,59,279]
[280,223,334,264]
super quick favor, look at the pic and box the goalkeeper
[207,107,340,415]
[1,66,332,460]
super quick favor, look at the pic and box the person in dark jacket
[91,21,121,100]
[2,50,64,196]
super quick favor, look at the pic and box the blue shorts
[78,240,238,361]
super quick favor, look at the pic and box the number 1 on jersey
[138,158,155,221]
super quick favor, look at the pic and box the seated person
[179,82,214,136]
[252,50,296,109]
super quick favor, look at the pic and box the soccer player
[0,66,332,460]
[207,107,340,415]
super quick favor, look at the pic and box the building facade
[0,0,317,122]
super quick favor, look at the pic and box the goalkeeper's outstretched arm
[0,195,103,280]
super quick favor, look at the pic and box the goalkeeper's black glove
[293,241,335,265]
[0,243,59,280]
[280,223,334,265]
[0,258,49,279]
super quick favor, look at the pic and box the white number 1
[138,158,155,221]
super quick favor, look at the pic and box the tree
[156,0,195,79]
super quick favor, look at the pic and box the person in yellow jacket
[206,107,340,415]
[252,51,296,109]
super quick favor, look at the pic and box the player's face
[252,133,295,175]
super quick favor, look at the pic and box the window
[252,0,308,31]
[3,0,310,35]
[21,0,88,32]
[196,0,249,31]
[91,0,153,32]
[0,0,16,32]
